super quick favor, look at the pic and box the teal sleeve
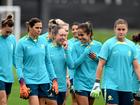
[15,42,24,80]
[91,43,102,62]
[45,45,57,80]
[99,42,109,60]
[72,46,90,69]
[13,37,17,68]
[133,45,138,60]
[64,49,74,69]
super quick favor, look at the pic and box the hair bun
[6,14,13,20]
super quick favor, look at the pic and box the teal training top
[100,36,137,92]
[132,44,140,93]
[40,33,53,45]
[0,34,16,83]
[68,37,79,80]
[41,32,48,38]
[72,40,102,91]
[48,43,74,92]
[15,35,56,84]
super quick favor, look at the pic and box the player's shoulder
[73,40,81,46]
[8,34,16,41]
[40,32,48,37]
[18,35,29,45]
[126,38,135,45]
[92,40,102,46]
[102,37,115,47]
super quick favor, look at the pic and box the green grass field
[8,29,140,105]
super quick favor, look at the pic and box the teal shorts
[0,80,12,95]
[26,83,50,98]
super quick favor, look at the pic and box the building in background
[0,0,140,33]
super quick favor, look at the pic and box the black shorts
[0,80,12,95]
[102,89,134,105]
[26,83,50,98]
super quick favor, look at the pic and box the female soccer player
[41,18,65,44]
[91,19,140,105]
[0,14,16,105]
[47,25,73,105]
[15,17,58,105]
[72,22,102,105]
[132,33,140,105]
[68,22,79,105]
[41,19,58,43]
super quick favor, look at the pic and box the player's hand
[20,84,30,99]
[52,79,59,94]
[89,52,96,59]
[90,80,101,98]
[62,40,68,49]
[19,78,30,99]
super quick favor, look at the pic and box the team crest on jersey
[128,50,131,57]
[108,95,113,101]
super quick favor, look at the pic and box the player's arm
[89,43,102,62]
[96,58,106,80]
[45,45,57,80]
[133,59,140,97]
[133,59,140,80]
[90,58,106,98]
[15,41,30,99]
[15,41,24,81]
[45,45,58,94]
[73,45,91,69]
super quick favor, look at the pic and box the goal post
[0,6,21,40]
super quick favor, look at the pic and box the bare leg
[75,94,88,105]
[0,91,7,105]
[134,99,140,105]
[29,96,39,105]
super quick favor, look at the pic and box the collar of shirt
[27,35,39,43]
[51,42,62,48]
[80,41,94,46]
[116,41,127,45]
[0,34,9,39]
